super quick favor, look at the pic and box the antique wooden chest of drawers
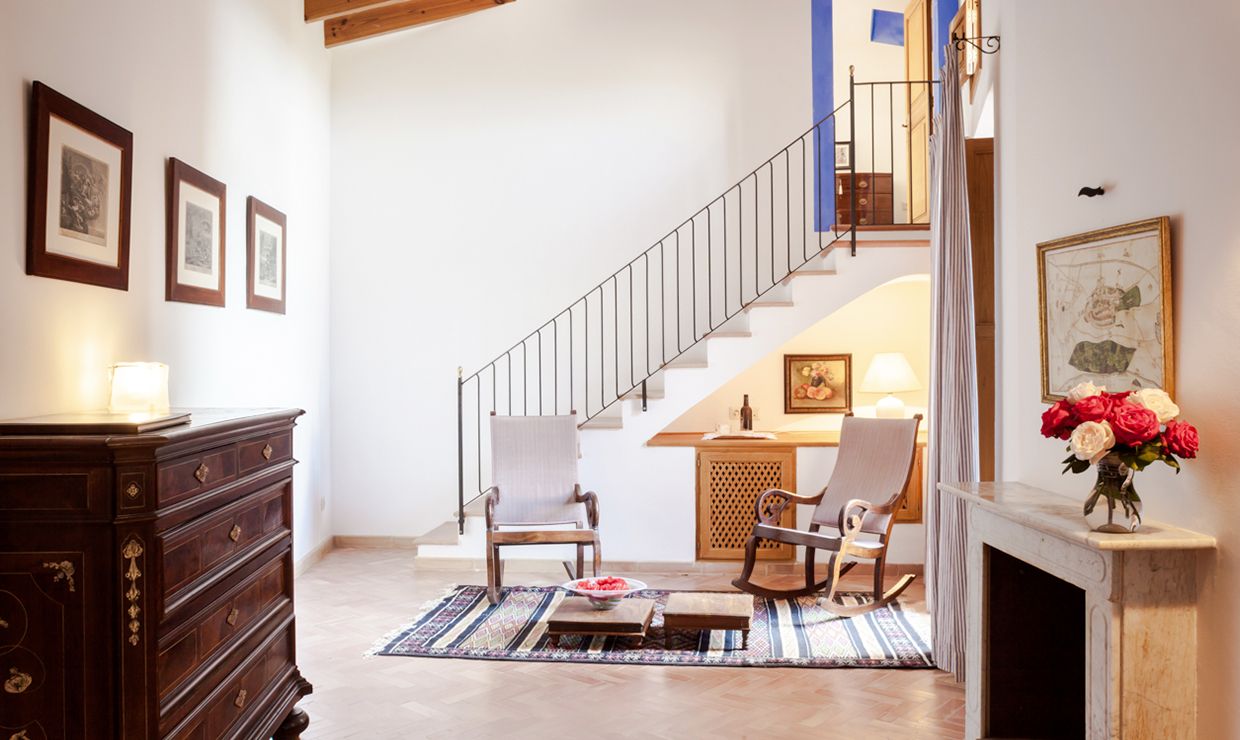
[835,171,895,226]
[0,409,311,740]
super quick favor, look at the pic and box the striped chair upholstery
[490,414,587,527]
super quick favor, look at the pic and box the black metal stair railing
[455,69,937,534]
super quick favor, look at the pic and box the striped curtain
[925,49,979,681]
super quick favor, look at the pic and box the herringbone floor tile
[294,549,965,739]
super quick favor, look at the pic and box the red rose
[1072,394,1112,423]
[1040,400,1074,440]
[1162,421,1200,459]
[1110,402,1160,446]
[1105,390,1132,402]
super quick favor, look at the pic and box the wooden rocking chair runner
[484,414,601,604]
[732,414,922,616]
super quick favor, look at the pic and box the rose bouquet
[1040,382,1199,532]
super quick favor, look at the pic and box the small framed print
[246,196,286,314]
[166,158,226,306]
[834,143,851,168]
[27,81,133,290]
[784,354,852,414]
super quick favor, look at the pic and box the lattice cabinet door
[696,447,797,561]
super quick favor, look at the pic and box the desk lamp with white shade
[860,352,921,418]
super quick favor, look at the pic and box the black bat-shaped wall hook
[1078,186,1106,197]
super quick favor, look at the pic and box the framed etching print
[166,159,226,306]
[246,196,287,314]
[784,354,852,414]
[1037,217,1173,402]
[27,81,133,290]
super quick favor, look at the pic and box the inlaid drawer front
[169,626,295,740]
[157,553,291,701]
[161,482,290,613]
[159,446,240,507]
[238,432,291,476]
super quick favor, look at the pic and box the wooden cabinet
[696,447,797,561]
[835,172,895,226]
[0,409,311,740]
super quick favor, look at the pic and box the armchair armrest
[836,497,896,533]
[754,487,824,525]
[573,484,600,528]
[482,486,499,529]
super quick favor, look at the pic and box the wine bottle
[740,394,753,431]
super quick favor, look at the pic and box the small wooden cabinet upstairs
[0,409,312,740]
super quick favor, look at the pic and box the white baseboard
[294,537,334,576]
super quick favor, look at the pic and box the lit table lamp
[860,352,921,418]
[108,362,171,417]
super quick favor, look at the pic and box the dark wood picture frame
[246,196,287,314]
[783,353,852,414]
[27,81,133,290]
[166,158,226,306]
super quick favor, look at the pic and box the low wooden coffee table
[663,592,754,649]
[545,598,656,647]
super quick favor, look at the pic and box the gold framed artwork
[26,81,133,290]
[1036,217,1173,402]
[783,354,852,414]
[166,158,226,306]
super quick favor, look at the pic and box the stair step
[706,330,753,338]
[580,415,625,430]
[413,520,461,546]
[752,283,793,305]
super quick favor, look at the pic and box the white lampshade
[860,353,921,393]
[860,353,920,419]
[108,362,170,415]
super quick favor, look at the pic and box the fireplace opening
[985,545,1086,738]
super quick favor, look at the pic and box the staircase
[446,70,938,550]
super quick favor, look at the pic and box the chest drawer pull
[234,688,247,709]
[226,607,240,626]
[261,444,274,461]
[194,464,210,484]
[228,525,242,543]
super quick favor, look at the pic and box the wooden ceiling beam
[322,0,514,47]
[306,0,408,22]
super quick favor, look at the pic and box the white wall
[329,0,816,540]
[0,0,334,561]
[985,1,1240,734]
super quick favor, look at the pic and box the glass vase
[1083,453,1143,533]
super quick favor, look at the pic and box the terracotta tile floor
[294,548,965,739]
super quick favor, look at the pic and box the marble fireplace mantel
[940,481,1216,739]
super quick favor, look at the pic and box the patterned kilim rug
[368,585,933,668]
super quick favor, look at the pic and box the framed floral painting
[784,354,852,414]
[1037,217,1173,402]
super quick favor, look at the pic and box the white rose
[1070,420,1116,464]
[1132,388,1180,423]
[1066,381,1105,404]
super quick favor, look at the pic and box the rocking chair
[483,413,601,604]
[731,414,922,616]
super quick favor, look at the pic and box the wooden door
[905,0,932,223]
[696,447,796,561]
[965,137,996,480]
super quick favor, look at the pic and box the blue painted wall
[811,0,834,231]
[871,9,905,46]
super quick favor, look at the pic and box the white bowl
[561,576,648,610]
